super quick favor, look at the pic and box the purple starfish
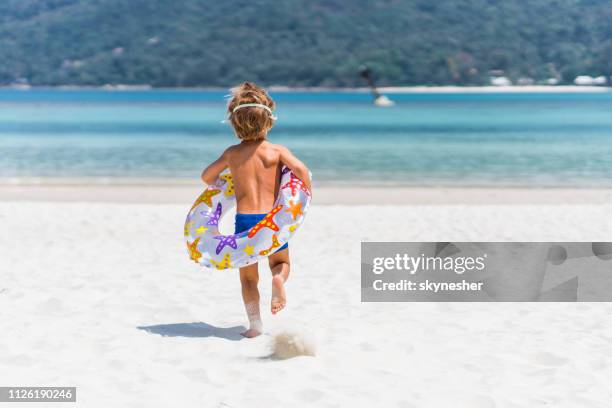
[281,165,291,175]
[206,202,222,226]
[213,235,238,255]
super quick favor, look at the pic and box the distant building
[574,75,607,85]
[62,59,84,69]
[9,77,30,89]
[490,76,512,86]
[517,77,534,86]
[594,76,607,85]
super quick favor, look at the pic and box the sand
[267,85,612,93]
[379,85,612,93]
[1,189,612,407]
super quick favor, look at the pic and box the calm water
[1,89,612,186]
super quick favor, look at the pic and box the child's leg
[268,248,290,314]
[239,263,262,337]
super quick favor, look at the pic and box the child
[201,82,311,338]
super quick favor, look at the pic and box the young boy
[201,82,311,338]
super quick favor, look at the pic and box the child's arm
[279,146,312,193]
[201,149,229,185]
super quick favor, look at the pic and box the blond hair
[227,82,275,141]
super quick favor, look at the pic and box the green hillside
[0,0,611,87]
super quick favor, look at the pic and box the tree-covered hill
[0,0,611,87]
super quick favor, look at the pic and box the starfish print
[244,245,255,256]
[211,253,232,270]
[187,238,202,263]
[184,220,194,237]
[248,205,282,238]
[281,174,310,197]
[190,188,220,210]
[289,225,298,232]
[195,225,208,235]
[214,234,238,255]
[206,203,223,226]
[259,235,280,256]
[220,173,235,197]
[281,166,291,175]
[285,200,303,220]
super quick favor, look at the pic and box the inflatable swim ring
[184,166,311,269]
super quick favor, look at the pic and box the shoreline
[1,85,610,93]
[379,85,612,93]
[4,176,612,188]
[3,183,612,204]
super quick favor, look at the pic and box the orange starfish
[285,200,303,220]
[190,188,220,210]
[187,238,202,263]
[248,205,282,238]
[259,235,280,256]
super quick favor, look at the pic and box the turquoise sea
[1,89,612,186]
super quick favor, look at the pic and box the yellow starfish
[289,225,297,232]
[220,173,235,197]
[259,235,280,256]
[211,253,232,270]
[195,225,208,235]
[184,220,194,237]
[244,244,255,256]
[187,238,202,263]
[285,200,303,220]
[190,188,220,210]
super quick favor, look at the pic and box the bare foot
[271,274,287,314]
[241,328,261,338]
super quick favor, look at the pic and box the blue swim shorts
[235,213,288,252]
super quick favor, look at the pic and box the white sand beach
[379,85,612,93]
[269,85,612,93]
[2,188,612,407]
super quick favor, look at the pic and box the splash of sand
[270,330,316,359]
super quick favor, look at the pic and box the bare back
[226,140,282,213]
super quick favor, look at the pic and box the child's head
[227,82,276,142]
